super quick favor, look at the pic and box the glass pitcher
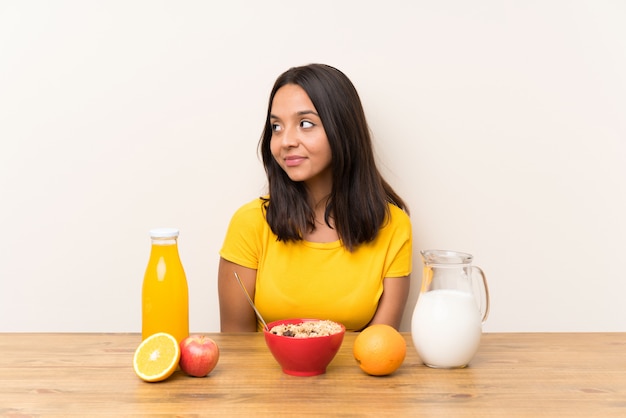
[411,250,489,368]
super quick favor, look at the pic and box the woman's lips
[284,156,306,167]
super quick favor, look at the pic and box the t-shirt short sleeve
[219,198,267,270]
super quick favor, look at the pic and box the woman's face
[270,84,332,189]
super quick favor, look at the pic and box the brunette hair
[259,63,407,251]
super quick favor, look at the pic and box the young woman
[218,64,412,332]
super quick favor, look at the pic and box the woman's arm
[217,257,258,332]
[367,276,410,330]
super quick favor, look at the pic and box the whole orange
[353,324,406,376]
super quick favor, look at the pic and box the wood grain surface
[1,332,625,416]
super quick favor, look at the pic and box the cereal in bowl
[269,320,343,338]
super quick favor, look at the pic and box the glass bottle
[142,228,189,343]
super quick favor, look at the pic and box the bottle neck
[151,237,178,246]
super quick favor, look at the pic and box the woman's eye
[301,120,314,129]
[271,123,282,132]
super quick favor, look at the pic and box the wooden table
[1,333,625,416]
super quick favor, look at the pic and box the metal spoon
[233,271,269,331]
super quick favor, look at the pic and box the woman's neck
[303,177,337,243]
[304,171,333,208]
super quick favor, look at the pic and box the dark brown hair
[259,64,407,251]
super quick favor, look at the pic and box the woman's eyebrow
[270,110,319,119]
[297,110,319,117]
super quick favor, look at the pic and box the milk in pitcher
[411,289,482,368]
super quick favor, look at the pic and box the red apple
[179,335,220,377]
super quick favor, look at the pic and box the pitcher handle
[471,266,490,324]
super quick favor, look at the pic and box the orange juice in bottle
[142,228,189,343]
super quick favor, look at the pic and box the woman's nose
[280,125,298,147]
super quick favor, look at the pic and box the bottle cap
[149,228,180,238]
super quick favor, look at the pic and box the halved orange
[133,332,180,382]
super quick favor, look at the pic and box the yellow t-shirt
[219,198,412,331]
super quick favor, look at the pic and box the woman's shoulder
[379,203,412,241]
[387,202,411,226]
[229,197,267,223]
[225,197,269,237]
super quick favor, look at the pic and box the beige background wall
[1,0,624,333]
